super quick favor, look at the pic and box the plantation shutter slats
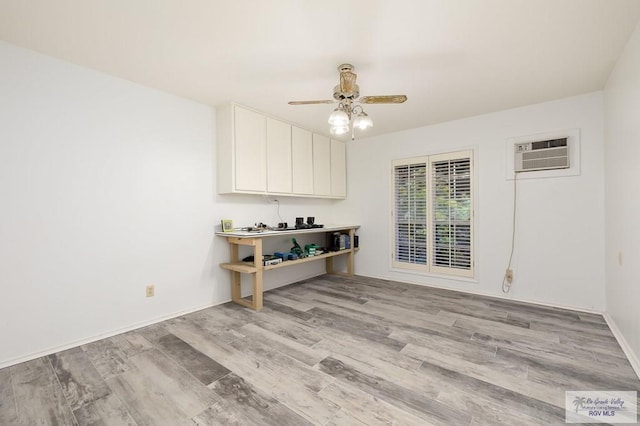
[392,150,473,277]
[430,156,472,274]
[393,163,427,266]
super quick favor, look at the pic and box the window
[392,150,474,277]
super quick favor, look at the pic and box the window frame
[391,150,475,278]
[391,156,429,272]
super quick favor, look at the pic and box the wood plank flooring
[1,274,638,425]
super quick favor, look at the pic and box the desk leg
[346,229,355,275]
[326,256,334,274]
[252,239,264,310]
[230,243,241,302]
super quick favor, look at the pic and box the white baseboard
[0,301,228,370]
[1,271,328,370]
[359,272,604,315]
[5,273,637,385]
[603,313,640,381]
[361,272,640,380]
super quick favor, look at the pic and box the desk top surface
[215,224,359,239]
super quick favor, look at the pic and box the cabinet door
[331,139,347,198]
[291,126,314,195]
[266,118,292,193]
[234,106,266,192]
[312,133,331,196]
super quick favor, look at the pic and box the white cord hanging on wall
[502,172,519,293]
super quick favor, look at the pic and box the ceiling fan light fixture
[353,111,373,130]
[330,124,350,136]
[328,108,349,126]
[289,63,407,140]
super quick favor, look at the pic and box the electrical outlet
[506,269,514,284]
[146,284,155,297]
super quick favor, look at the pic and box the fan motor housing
[333,84,359,100]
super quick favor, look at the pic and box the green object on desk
[305,244,319,256]
[291,238,306,258]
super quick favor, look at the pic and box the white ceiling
[2,1,640,138]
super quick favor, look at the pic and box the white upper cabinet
[217,104,266,193]
[313,133,331,196]
[291,126,314,195]
[266,118,292,193]
[331,139,347,198]
[217,103,346,199]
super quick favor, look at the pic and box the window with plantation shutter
[392,150,474,278]
[393,161,427,268]
[429,152,473,276]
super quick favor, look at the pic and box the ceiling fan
[289,64,407,139]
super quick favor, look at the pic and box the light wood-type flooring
[1,274,639,425]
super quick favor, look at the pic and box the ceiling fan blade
[360,95,408,104]
[288,100,335,105]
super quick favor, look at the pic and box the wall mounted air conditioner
[514,138,569,172]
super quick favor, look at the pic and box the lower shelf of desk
[221,248,356,273]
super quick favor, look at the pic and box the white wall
[604,21,640,375]
[338,92,606,311]
[0,42,339,368]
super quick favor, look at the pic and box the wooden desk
[216,225,359,310]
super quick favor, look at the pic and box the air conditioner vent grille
[515,137,569,172]
[521,156,569,171]
[522,146,567,161]
[531,138,567,150]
